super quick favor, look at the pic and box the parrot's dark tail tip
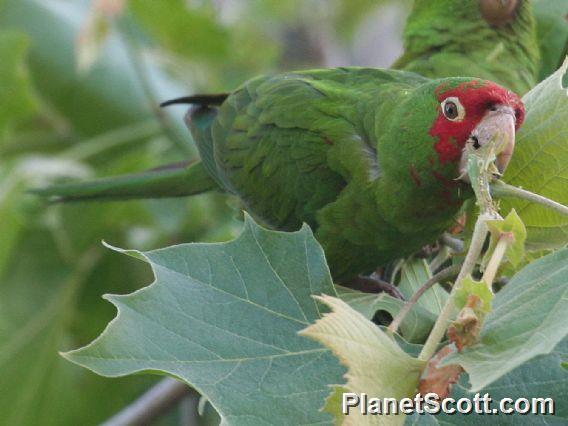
[160,93,229,108]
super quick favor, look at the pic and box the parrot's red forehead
[435,80,525,128]
[429,80,525,166]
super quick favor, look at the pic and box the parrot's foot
[346,275,406,300]
[416,242,439,258]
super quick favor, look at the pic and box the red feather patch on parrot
[429,80,525,166]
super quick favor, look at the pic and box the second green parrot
[394,0,541,94]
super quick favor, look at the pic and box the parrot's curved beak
[459,105,517,180]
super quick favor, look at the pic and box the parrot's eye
[441,97,465,122]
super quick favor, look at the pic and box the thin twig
[102,378,194,426]
[388,263,461,334]
[491,181,568,217]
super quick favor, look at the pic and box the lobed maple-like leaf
[63,215,345,425]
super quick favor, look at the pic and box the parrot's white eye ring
[441,97,465,122]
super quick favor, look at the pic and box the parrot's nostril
[471,135,481,149]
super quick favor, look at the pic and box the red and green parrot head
[431,79,525,178]
[377,77,524,215]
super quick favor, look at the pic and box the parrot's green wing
[208,67,427,230]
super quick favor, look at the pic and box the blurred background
[0,0,412,424]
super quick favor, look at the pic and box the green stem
[456,216,491,283]
[481,234,511,288]
[418,216,489,361]
[388,264,461,335]
[491,181,568,216]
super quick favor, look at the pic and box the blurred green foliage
[0,0,401,424]
[130,0,229,62]
[0,31,36,142]
[533,0,568,80]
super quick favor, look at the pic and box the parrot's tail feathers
[184,105,234,192]
[31,160,219,202]
[160,93,228,108]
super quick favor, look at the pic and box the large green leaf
[450,339,567,424]
[0,30,36,140]
[63,216,345,425]
[501,61,568,250]
[448,248,568,391]
[408,338,567,424]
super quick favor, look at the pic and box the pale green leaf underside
[448,248,568,391]
[501,60,568,249]
[63,216,345,425]
[302,295,425,426]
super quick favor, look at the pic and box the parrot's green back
[394,0,540,94]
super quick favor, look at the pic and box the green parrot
[394,0,541,94]
[35,69,525,282]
